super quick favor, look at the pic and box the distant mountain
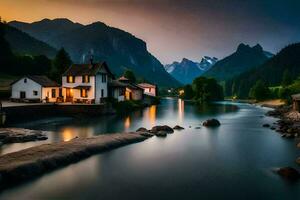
[203,43,272,81]
[226,43,300,98]
[165,56,218,84]
[9,19,180,87]
[3,24,57,57]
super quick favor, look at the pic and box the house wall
[62,76,95,101]
[11,77,42,100]
[42,87,60,102]
[95,69,108,104]
[132,89,143,100]
[142,87,156,96]
[112,88,125,102]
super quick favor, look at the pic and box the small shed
[11,76,60,103]
[291,93,300,112]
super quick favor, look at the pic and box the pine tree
[123,69,136,83]
[281,69,292,87]
[51,48,72,83]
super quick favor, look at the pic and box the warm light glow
[62,128,74,142]
[179,90,184,96]
[125,89,132,100]
[124,116,131,130]
[178,98,184,122]
[148,105,157,126]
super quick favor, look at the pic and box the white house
[109,80,126,102]
[11,76,60,102]
[62,61,114,104]
[138,83,157,97]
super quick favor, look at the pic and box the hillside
[9,19,180,87]
[165,57,217,84]
[4,24,57,57]
[226,43,300,98]
[203,44,271,81]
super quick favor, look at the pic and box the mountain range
[203,43,273,81]
[164,56,218,84]
[9,18,180,87]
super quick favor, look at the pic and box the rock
[296,157,300,165]
[270,127,276,130]
[277,167,300,181]
[285,134,294,139]
[173,125,184,130]
[139,132,154,138]
[203,119,221,127]
[136,127,148,132]
[155,131,167,137]
[263,124,270,128]
[189,126,192,128]
[195,127,201,129]
[150,125,174,134]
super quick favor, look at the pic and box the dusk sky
[1,0,300,64]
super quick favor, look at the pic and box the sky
[1,0,300,64]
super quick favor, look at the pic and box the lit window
[33,91,38,96]
[81,89,88,98]
[67,76,74,83]
[82,75,90,83]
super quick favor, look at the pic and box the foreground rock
[0,128,48,145]
[203,119,221,127]
[136,127,148,132]
[173,125,184,130]
[0,132,148,189]
[150,125,174,134]
[276,167,300,181]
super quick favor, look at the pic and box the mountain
[203,43,272,81]
[225,43,300,98]
[9,19,180,87]
[9,18,83,44]
[3,24,57,57]
[165,56,218,84]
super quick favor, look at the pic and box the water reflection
[178,99,184,123]
[124,116,131,131]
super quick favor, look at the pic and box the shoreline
[0,132,151,190]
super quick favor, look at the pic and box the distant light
[179,90,184,95]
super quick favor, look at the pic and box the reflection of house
[292,94,300,112]
[10,76,60,102]
[138,83,157,97]
[62,61,114,104]
[118,77,144,100]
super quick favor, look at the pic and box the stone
[270,127,276,130]
[296,157,300,165]
[150,125,174,134]
[277,167,300,181]
[139,132,154,138]
[195,127,201,129]
[173,125,184,130]
[203,119,221,127]
[136,127,148,132]
[155,131,167,137]
[263,124,270,128]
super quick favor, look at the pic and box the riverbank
[0,132,151,190]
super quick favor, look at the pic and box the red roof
[138,83,156,88]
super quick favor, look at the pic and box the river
[1,98,300,199]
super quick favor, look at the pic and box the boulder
[150,125,174,134]
[263,124,270,128]
[203,119,221,127]
[173,125,184,130]
[139,132,154,138]
[155,131,167,137]
[195,127,201,129]
[136,127,148,132]
[277,167,300,181]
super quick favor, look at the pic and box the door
[20,91,26,99]
[66,88,73,102]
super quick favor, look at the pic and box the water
[1,98,300,199]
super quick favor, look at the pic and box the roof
[118,76,129,81]
[127,83,144,91]
[11,76,60,87]
[138,83,156,88]
[63,62,115,78]
[73,85,91,90]
[109,80,127,88]
[292,93,300,100]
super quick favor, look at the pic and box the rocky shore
[0,132,150,189]
[0,128,48,146]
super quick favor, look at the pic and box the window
[82,75,90,83]
[33,90,38,96]
[119,88,125,96]
[149,88,151,92]
[52,89,56,98]
[101,89,104,97]
[24,78,27,83]
[81,89,88,98]
[67,76,75,83]
[101,74,107,83]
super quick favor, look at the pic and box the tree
[0,22,14,74]
[281,69,292,87]
[181,84,194,99]
[51,48,72,83]
[248,80,270,100]
[192,77,224,102]
[123,69,136,83]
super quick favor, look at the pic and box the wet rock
[277,167,300,181]
[150,125,174,134]
[263,124,270,128]
[270,127,276,130]
[296,157,300,165]
[136,127,148,132]
[0,128,49,144]
[155,131,167,137]
[203,119,221,127]
[195,127,201,129]
[173,125,184,130]
[138,132,154,138]
[285,134,294,139]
